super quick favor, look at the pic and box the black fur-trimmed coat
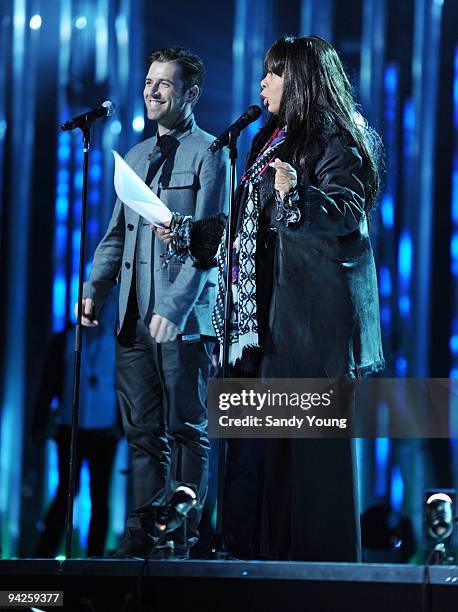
[190,127,385,379]
[254,128,384,378]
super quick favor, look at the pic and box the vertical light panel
[44,0,72,551]
[120,0,144,153]
[106,438,129,550]
[0,0,41,558]
[232,0,248,122]
[450,45,458,378]
[360,0,386,127]
[374,438,390,498]
[70,137,83,323]
[129,0,145,143]
[410,0,443,376]
[374,400,390,498]
[115,10,129,95]
[232,0,273,170]
[358,0,388,516]
[51,0,72,334]
[396,99,416,377]
[53,132,71,331]
[0,11,8,227]
[449,45,458,479]
[76,460,91,551]
[300,0,334,42]
[95,0,109,83]
[359,0,382,515]
[390,464,404,513]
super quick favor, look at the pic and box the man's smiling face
[143,61,190,131]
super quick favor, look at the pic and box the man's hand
[269,158,298,200]
[74,297,99,327]
[151,224,174,245]
[149,313,180,343]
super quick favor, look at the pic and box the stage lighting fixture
[135,485,198,558]
[425,492,454,541]
[155,485,197,535]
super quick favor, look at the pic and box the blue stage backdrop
[0,0,457,560]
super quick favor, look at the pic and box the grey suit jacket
[83,115,229,336]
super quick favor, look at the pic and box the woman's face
[260,71,284,115]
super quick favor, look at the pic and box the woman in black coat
[156,35,384,561]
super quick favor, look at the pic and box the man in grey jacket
[79,47,229,557]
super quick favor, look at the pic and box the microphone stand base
[209,533,229,560]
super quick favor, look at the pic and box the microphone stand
[212,130,239,559]
[64,125,91,558]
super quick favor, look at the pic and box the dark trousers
[259,377,361,561]
[116,315,212,544]
[260,437,360,561]
[223,375,361,561]
[35,426,118,557]
[223,438,261,556]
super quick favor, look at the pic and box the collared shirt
[155,113,196,147]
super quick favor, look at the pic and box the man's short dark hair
[148,47,205,92]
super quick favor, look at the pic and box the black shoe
[111,531,190,560]
[111,527,156,559]
[143,542,186,560]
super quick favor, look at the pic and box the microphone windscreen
[247,105,262,120]
[102,100,116,116]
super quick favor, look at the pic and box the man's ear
[186,84,200,105]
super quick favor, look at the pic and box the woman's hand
[269,158,297,200]
[151,224,174,245]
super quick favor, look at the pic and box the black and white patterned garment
[212,137,286,364]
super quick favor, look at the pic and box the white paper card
[112,150,172,226]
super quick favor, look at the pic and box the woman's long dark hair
[252,35,382,211]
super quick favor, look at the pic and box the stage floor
[0,559,457,611]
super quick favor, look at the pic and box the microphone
[208,105,262,152]
[61,100,116,132]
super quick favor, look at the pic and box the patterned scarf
[212,128,286,364]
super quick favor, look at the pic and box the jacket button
[127,223,134,231]
[125,262,131,269]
